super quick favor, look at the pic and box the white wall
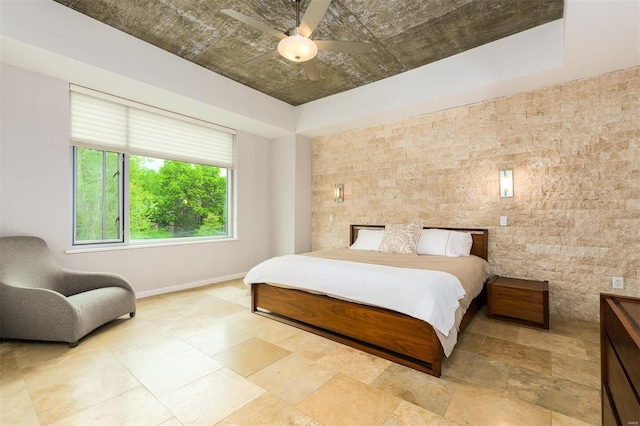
[269,134,312,256]
[0,63,272,296]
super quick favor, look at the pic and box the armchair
[0,236,136,347]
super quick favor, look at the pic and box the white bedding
[244,254,466,337]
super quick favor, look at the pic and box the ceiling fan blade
[221,9,287,40]
[314,40,374,54]
[301,61,320,81]
[299,0,331,38]
[244,50,280,67]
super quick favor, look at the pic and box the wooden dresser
[600,293,640,426]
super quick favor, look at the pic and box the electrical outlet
[499,216,508,226]
[612,276,624,290]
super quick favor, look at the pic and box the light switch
[329,214,333,223]
[499,216,508,226]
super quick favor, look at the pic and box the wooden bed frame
[251,225,489,377]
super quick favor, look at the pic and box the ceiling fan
[221,0,374,81]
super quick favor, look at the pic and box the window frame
[72,147,125,246]
[72,148,234,248]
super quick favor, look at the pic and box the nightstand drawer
[487,276,549,329]
[490,286,544,323]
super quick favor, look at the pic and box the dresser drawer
[604,299,640,395]
[601,294,640,426]
[602,384,620,426]
[605,337,640,425]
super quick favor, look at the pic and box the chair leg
[130,311,136,318]
[69,340,79,348]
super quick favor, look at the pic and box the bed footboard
[251,283,445,376]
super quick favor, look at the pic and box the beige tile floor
[0,279,602,426]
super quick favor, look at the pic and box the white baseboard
[135,272,247,299]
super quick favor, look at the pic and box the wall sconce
[500,169,513,198]
[333,183,344,203]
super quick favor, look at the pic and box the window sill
[65,237,239,254]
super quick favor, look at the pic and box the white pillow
[460,232,473,256]
[416,229,472,257]
[349,229,384,251]
[378,222,423,255]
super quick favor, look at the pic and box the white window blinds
[70,86,235,168]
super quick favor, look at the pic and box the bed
[246,224,490,377]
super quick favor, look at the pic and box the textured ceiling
[54,0,564,106]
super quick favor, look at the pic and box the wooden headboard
[350,224,489,261]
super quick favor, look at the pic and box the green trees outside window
[74,147,229,244]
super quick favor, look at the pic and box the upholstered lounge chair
[0,236,136,347]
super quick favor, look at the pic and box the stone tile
[217,393,322,426]
[202,281,251,307]
[0,379,39,426]
[455,330,485,353]
[549,317,600,362]
[24,348,141,424]
[551,353,599,389]
[184,322,255,356]
[384,400,457,426]
[506,366,600,425]
[317,345,391,384]
[213,337,290,377]
[478,336,552,375]
[248,353,337,404]
[221,311,300,344]
[370,363,456,416]
[159,418,183,426]
[135,295,183,318]
[445,384,552,426]
[11,341,99,376]
[584,344,600,363]
[16,344,116,385]
[441,349,511,393]
[551,411,595,426]
[549,316,599,342]
[466,316,520,342]
[110,332,192,370]
[517,328,589,360]
[159,288,218,305]
[80,316,165,351]
[51,386,173,425]
[160,368,264,425]
[0,345,22,386]
[128,348,223,398]
[276,330,342,360]
[153,298,245,338]
[199,296,248,319]
[297,374,401,426]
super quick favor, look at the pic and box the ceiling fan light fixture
[277,31,318,62]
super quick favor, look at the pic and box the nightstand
[487,276,549,329]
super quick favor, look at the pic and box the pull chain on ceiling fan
[221,0,373,81]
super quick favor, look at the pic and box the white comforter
[243,254,466,337]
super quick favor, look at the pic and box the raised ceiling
[54,0,564,106]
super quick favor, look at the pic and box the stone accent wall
[311,66,639,321]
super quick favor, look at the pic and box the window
[74,148,123,243]
[70,86,235,246]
